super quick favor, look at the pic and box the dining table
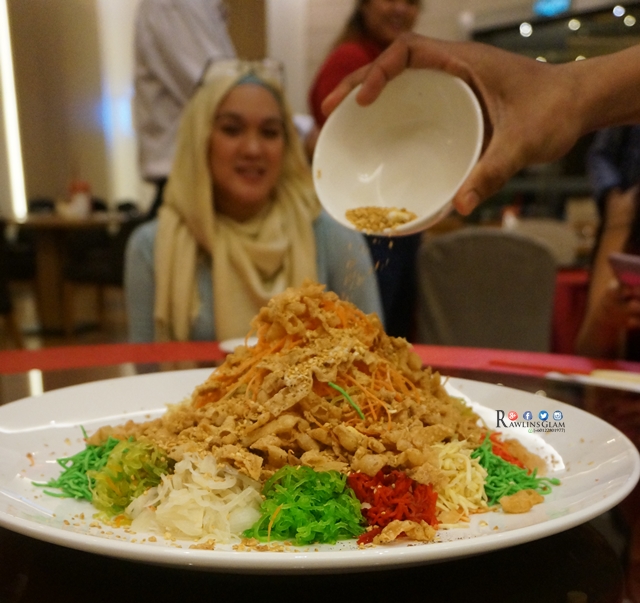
[5,212,129,333]
[0,341,639,603]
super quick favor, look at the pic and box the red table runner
[2,341,639,377]
[0,341,225,374]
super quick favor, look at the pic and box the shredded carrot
[345,374,392,426]
[194,286,416,430]
[267,504,283,541]
[487,432,526,469]
[313,380,336,397]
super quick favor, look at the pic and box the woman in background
[308,0,422,339]
[125,60,382,342]
[309,0,421,128]
[574,184,640,360]
[574,126,640,359]
[586,126,640,215]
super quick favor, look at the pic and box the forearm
[575,311,624,358]
[571,45,640,134]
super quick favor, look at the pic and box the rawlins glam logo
[496,409,566,433]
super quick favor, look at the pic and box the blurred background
[1,0,639,349]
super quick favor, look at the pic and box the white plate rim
[0,369,638,574]
[218,337,258,354]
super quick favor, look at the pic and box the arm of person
[574,188,640,358]
[321,35,640,215]
[313,212,385,324]
[124,221,158,343]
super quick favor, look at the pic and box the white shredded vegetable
[432,440,488,522]
[126,453,263,543]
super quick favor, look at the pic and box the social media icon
[508,411,518,421]
[553,410,563,421]
[539,410,549,421]
[523,411,533,421]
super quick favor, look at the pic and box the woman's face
[361,0,420,46]
[210,83,286,221]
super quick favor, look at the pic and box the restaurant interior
[1,0,640,352]
[1,1,640,601]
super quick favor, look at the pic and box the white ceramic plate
[0,369,638,574]
[546,370,640,394]
[218,337,258,353]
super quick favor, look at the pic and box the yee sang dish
[39,282,560,548]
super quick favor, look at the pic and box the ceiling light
[519,22,533,37]
[0,0,27,220]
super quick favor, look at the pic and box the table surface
[7,212,128,229]
[0,342,638,603]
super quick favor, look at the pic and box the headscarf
[154,61,321,341]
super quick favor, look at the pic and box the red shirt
[308,38,385,127]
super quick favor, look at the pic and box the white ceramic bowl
[312,69,484,236]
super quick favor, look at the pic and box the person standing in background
[308,0,422,340]
[586,126,640,215]
[575,126,640,360]
[309,0,421,129]
[573,185,640,360]
[133,0,236,219]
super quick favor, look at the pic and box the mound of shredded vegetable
[127,453,263,542]
[90,439,174,519]
[37,282,562,546]
[88,281,485,491]
[243,465,365,545]
[348,467,438,544]
[471,435,561,506]
[35,429,120,501]
[431,440,488,522]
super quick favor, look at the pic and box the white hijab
[154,65,320,341]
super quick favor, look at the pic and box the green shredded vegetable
[328,381,365,420]
[471,435,561,506]
[243,465,365,545]
[89,439,174,518]
[34,428,120,501]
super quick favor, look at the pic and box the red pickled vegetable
[347,466,438,545]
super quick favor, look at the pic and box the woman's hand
[321,34,640,215]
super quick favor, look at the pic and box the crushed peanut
[345,206,417,233]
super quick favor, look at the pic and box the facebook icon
[523,411,533,421]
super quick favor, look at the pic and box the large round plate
[0,369,638,574]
